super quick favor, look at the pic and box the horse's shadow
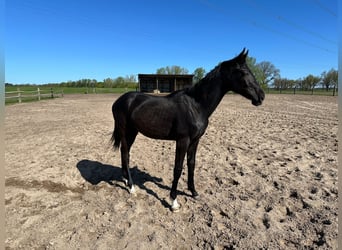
[76,159,183,209]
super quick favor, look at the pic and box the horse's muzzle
[252,90,265,106]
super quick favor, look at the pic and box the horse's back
[112,92,180,139]
[113,91,179,114]
[112,92,144,115]
[112,91,169,123]
[112,91,139,109]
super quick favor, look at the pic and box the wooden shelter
[138,74,194,93]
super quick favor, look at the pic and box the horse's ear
[235,48,248,64]
[244,49,249,57]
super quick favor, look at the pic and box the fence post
[17,87,21,103]
[37,88,41,101]
[50,88,54,98]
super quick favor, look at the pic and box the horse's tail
[111,92,136,151]
[111,122,121,151]
[111,99,122,151]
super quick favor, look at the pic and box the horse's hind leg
[187,139,199,198]
[120,128,138,193]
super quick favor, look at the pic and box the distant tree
[321,68,338,91]
[124,74,137,83]
[256,61,280,88]
[294,78,303,89]
[66,81,74,87]
[273,77,296,91]
[193,67,206,83]
[287,79,296,89]
[156,67,167,74]
[156,65,189,75]
[272,78,281,90]
[103,78,115,88]
[246,56,280,89]
[246,57,280,89]
[114,76,125,87]
[302,74,321,92]
[89,79,97,88]
[273,77,285,90]
[246,56,262,82]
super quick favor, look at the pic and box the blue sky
[6,0,338,84]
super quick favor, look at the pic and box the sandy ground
[5,93,338,249]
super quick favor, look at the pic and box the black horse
[111,48,265,211]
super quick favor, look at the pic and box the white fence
[5,88,64,103]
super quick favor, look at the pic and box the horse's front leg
[170,137,190,211]
[187,139,199,198]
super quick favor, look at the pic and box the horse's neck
[189,77,227,117]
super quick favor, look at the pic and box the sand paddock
[5,93,338,249]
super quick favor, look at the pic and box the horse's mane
[168,58,236,100]
[185,63,222,100]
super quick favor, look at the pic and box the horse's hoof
[189,188,199,200]
[171,199,181,212]
[192,193,200,200]
[191,190,199,199]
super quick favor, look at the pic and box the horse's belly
[131,107,175,140]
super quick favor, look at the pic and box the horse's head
[220,48,265,106]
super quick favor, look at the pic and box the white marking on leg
[171,198,180,211]
[129,185,135,194]
[122,177,128,186]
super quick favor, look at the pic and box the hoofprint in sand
[5,94,337,249]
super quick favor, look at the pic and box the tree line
[272,69,338,92]
[6,57,337,93]
[156,59,338,94]
[56,74,138,89]
[5,68,206,89]
[245,57,338,93]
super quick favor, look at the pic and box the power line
[198,0,336,54]
[251,21,335,54]
[310,0,337,17]
[246,0,336,45]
